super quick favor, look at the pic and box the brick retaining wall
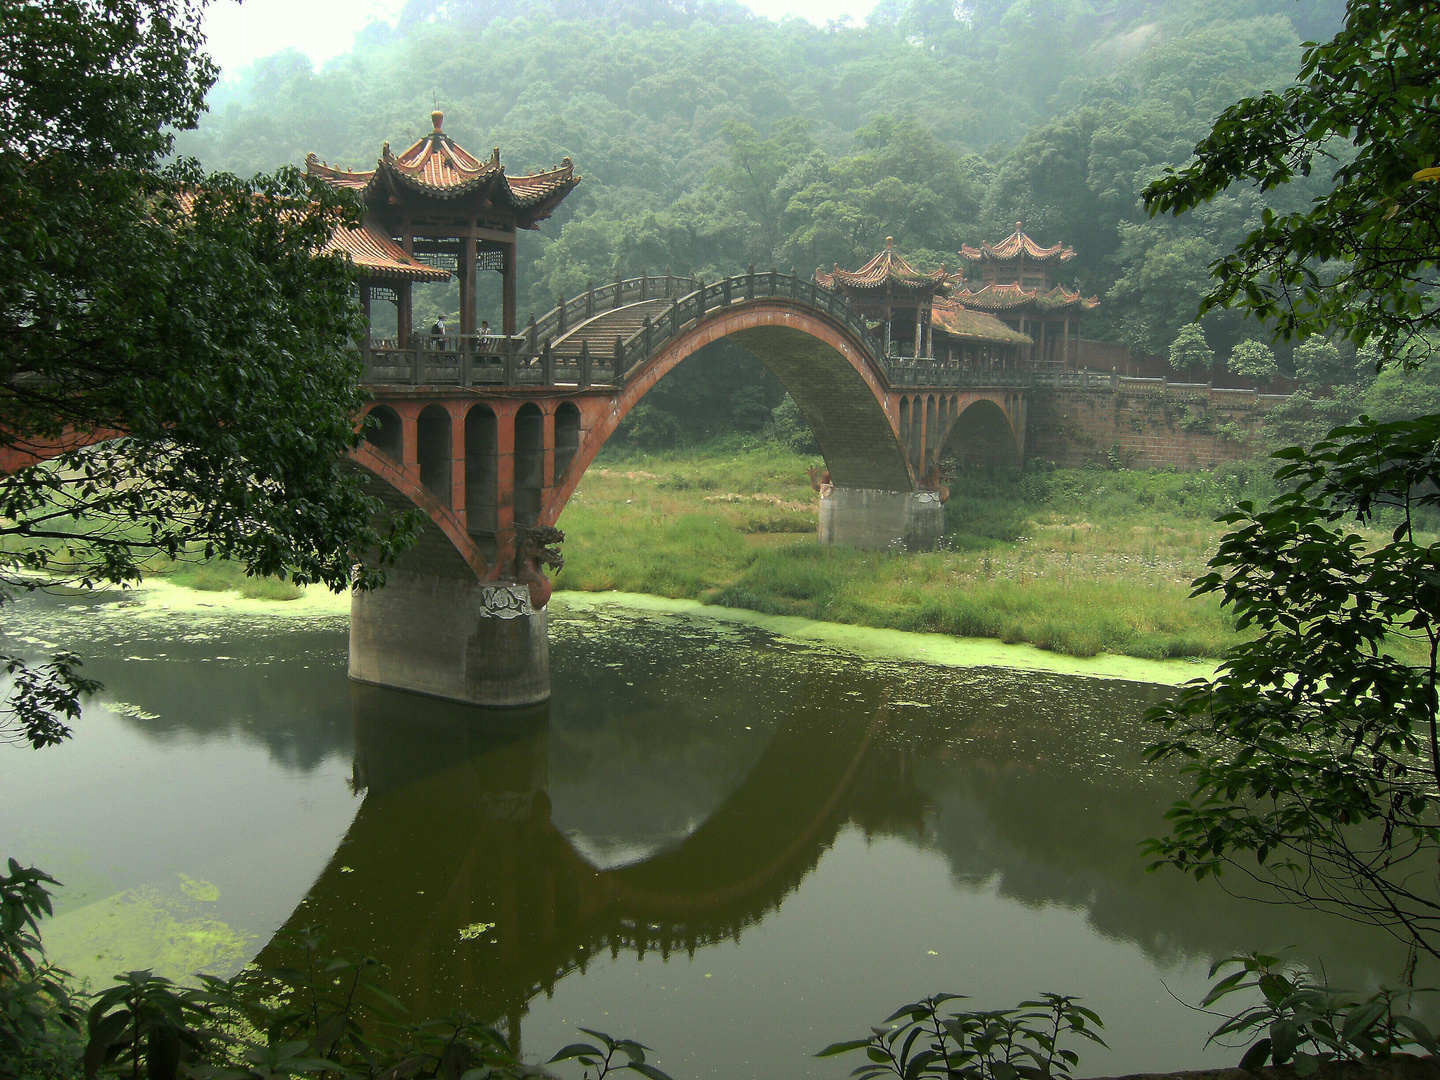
[1024,379,1287,470]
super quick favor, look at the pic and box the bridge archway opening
[465,405,498,547]
[417,405,453,505]
[941,399,1021,472]
[514,403,544,528]
[609,340,783,449]
[545,310,914,530]
[555,403,581,484]
[364,405,403,463]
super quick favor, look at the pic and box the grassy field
[553,437,1280,660]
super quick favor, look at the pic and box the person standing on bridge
[431,313,447,349]
[479,319,492,354]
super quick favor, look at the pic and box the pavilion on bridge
[951,223,1098,370]
[816,238,1031,368]
[309,110,580,345]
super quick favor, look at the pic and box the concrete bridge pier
[350,570,550,707]
[818,488,944,551]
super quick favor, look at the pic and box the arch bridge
[351,270,1027,706]
[0,271,1028,707]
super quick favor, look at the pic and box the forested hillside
[183,0,1343,360]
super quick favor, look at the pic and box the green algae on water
[42,886,251,989]
[552,591,1215,687]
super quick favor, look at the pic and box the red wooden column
[398,401,420,479]
[459,235,476,336]
[502,242,518,336]
[917,393,928,474]
[494,402,517,566]
[399,223,415,345]
[449,400,467,527]
[396,280,413,344]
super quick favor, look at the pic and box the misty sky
[202,0,880,76]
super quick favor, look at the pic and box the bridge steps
[550,299,674,357]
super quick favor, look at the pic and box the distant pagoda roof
[930,300,1033,345]
[960,223,1076,265]
[306,110,580,227]
[325,221,451,282]
[816,238,949,296]
[950,282,1098,315]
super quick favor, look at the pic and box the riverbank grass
[162,559,305,601]
[554,439,1263,660]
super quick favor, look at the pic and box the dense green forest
[181,0,1356,438]
[183,0,1344,344]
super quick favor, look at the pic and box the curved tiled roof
[325,219,451,282]
[950,282,1098,314]
[816,238,949,295]
[930,300,1032,345]
[960,222,1076,265]
[305,111,579,216]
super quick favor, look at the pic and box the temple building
[817,239,1030,367]
[309,110,580,343]
[951,223,1098,370]
[815,239,948,358]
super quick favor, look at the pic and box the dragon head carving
[512,525,565,609]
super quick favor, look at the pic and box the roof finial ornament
[1016,221,1023,232]
[885,236,894,248]
[431,109,444,133]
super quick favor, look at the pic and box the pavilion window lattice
[476,249,504,272]
[368,285,398,304]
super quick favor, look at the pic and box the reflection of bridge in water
[253,666,1413,1057]
[260,683,912,1049]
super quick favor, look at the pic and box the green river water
[0,584,1414,1079]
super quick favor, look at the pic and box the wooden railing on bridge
[361,272,1285,398]
[361,270,892,389]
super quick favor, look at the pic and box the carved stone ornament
[477,582,536,619]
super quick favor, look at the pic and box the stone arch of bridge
[937,397,1025,470]
[895,390,1022,477]
[539,303,916,528]
[351,308,1027,579]
[349,428,489,580]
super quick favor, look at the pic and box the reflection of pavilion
[260,684,905,1049]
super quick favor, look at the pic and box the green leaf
[1239,1039,1273,1072]
[816,1039,874,1058]
[548,1043,603,1063]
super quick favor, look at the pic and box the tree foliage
[1143,0,1440,359]
[0,0,418,748]
[1146,417,1440,961]
[181,0,1344,365]
[1167,324,1214,372]
[1228,339,1276,381]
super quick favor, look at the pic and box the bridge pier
[350,570,550,707]
[818,488,944,552]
